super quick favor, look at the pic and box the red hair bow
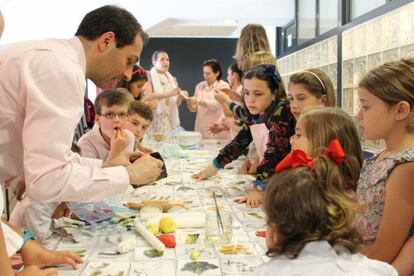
[323,139,345,165]
[275,139,345,173]
[275,150,315,173]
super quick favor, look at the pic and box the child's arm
[392,236,414,276]
[362,162,414,264]
[192,123,253,180]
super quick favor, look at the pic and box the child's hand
[21,240,83,269]
[191,164,218,181]
[108,128,130,160]
[246,189,264,208]
[234,196,247,204]
[220,87,241,101]
[214,89,231,105]
[238,160,251,175]
[248,157,260,174]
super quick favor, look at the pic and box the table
[51,140,269,276]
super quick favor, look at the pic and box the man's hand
[102,152,130,168]
[126,154,163,186]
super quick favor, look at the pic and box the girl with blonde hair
[255,150,397,275]
[291,106,362,191]
[234,24,271,72]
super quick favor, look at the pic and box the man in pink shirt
[0,5,163,205]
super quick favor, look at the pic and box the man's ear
[98,31,115,52]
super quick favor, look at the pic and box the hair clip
[132,68,145,76]
[262,64,282,84]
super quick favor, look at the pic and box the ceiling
[0,0,295,43]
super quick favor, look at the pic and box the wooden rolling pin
[126,200,186,211]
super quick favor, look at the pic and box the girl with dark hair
[118,64,148,101]
[192,64,295,207]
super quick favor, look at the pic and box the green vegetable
[143,249,164,258]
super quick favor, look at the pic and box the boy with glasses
[78,89,135,160]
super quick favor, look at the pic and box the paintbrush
[212,192,225,234]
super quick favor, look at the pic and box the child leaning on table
[253,147,397,276]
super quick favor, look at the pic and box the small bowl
[176,131,202,146]
[140,204,163,214]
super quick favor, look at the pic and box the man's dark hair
[75,5,149,48]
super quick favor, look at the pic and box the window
[319,0,338,34]
[298,0,316,44]
[351,0,387,19]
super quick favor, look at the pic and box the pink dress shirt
[194,80,230,139]
[0,37,129,203]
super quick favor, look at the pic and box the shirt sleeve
[1,222,23,257]
[214,125,252,168]
[22,59,129,203]
[254,103,296,189]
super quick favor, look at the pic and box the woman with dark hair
[186,59,230,139]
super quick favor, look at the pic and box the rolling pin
[126,200,186,211]
[134,220,165,251]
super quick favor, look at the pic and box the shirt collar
[68,37,86,75]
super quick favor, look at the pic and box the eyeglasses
[99,112,128,119]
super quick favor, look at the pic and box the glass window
[351,0,387,19]
[319,0,338,34]
[298,0,316,44]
